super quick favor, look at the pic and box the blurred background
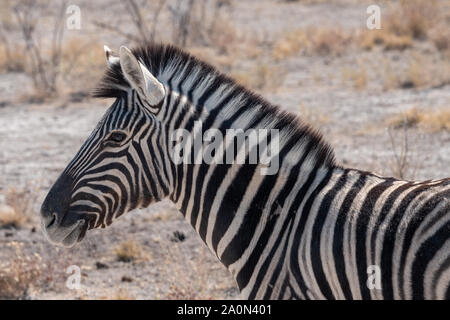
[0,0,449,299]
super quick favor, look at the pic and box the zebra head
[41,46,171,246]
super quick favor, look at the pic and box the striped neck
[159,83,336,290]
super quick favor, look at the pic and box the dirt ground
[0,0,449,299]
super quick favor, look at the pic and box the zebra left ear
[119,46,165,107]
[104,45,119,66]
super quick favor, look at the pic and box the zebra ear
[104,45,119,66]
[119,46,165,107]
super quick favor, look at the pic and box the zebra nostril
[46,213,57,229]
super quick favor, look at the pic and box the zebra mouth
[42,218,88,247]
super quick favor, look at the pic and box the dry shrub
[60,38,105,94]
[16,38,105,103]
[364,32,413,51]
[0,1,26,73]
[0,44,27,73]
[192,11,239,55]
[11,1,67,98]
[385,0,440,40]
[387,124,416,180]
[0,183,39,229]
[382,54,449,90]
[359,29,413,51]
[310,27,352,56]
[428,23,450,52]
[420,109,450,132]
[114,240,149,263]
[360,0,444,51]
[386,108,423,129]
[386,108,450,132]
[0,242,43,299]
[1,1,107,102]
[403,57,427,89]
[272,29,309,60]
[403,54,449,89]
[272,27,352,59]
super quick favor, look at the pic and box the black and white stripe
[41,43,450,300]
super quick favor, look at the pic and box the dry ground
[0,0,449,299]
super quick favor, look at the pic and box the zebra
[41,43,450,300]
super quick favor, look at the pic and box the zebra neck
[160,82,337,290]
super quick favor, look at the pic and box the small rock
[121,276,133,282]
[0,204,16,223]
[401,81,415,89]
[170,230,186,242]
[95,262,109,269]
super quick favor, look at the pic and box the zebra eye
[107,131,127,144]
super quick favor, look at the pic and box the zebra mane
[93,42,336,167]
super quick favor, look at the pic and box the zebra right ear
[119,46,165,107]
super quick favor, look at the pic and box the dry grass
[386,107,450,132]
[60,38,105,93]
[272,29,308,60]
[403,54,449,90]
[403,57,427,89]
[1,0,104,102]
[99,288,136,300]
[202,14,239,55]
[384,0,441,40]
[360,0,445,51]
[341,63,367,90]
[159,244,220,300]
[359,30,413,51]
[381,53,450,91]
[15,38,105,103]
[0,183,39,229]
[146,207,181,222]
[428,23,450,52]
[111,288,136,300]
[0,242,43,299]
[274,1,445,56]
[309,27,352,56]
[114,240,149,263]
[231,59,285,91]
[272,27,352,60]
[0,44,27,73]
[299,103,329,128]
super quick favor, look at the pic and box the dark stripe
[380,184,430,299]
[411,220,450,299]
[308,171,350,300]
[334,174,378,299]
